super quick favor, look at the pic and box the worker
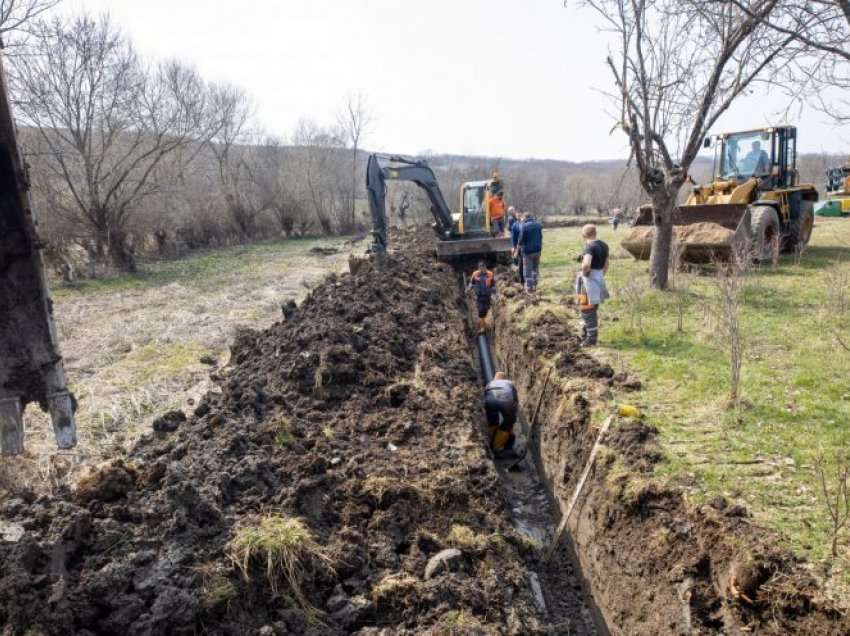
[509,208,524,284]
[489,191,506,236]
[744,140,770,176]
[611,207,622,231]
[485,371,521,460]
[515,212,543,293]
[575,224,610,347]
[490,170,503,197]
[468,260,496,333]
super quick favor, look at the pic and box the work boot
[494,445,526,462]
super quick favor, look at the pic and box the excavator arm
[366,153,456,252]
[0,51,75,455]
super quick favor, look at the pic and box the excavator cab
[458,181,489,234]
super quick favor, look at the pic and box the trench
[461,278,609,635]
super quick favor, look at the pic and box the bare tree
[207,84,270,239]
[726,0,850,121]
[585,0,809,289]
[337,92,371,233]
[814,452,850,559]
[253,136,305,237]
[705,245,751,408]
[0,0,58,46]
[292,118,345,235]
[13,14,218,270]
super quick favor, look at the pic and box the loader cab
[713,127,798,188]
[458,180,490,235]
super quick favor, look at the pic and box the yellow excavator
[0,54,75,455]
[623,126,819,262]
[366,154,512,262]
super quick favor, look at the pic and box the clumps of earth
[0,230,558,635]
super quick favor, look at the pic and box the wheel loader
[366,154,512,262]
[622,126,819,263]
[815,161,850,217]
[0,51,76,456]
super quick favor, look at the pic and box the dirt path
[1,240,353,494]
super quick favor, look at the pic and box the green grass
[537,219,850,585]
[52,236,347,298]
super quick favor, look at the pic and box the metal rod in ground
[545,414,615,562]
[529,364,555,433]
[476,333,496,384]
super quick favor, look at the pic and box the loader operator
[485,372,522,461]
[575,224,609,347]
[468,261,496,333]
[744,141,770,176]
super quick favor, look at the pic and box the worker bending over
[485,372,521,461]
[468,261,496,333]
[575,224,610,346]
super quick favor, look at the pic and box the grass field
[2,237,353,493]
[536,218,850,592]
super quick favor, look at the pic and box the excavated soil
[0,229,591,635]
[622,223,734,260]
[493,287,849,635]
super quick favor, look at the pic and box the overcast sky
[69,0,847,162]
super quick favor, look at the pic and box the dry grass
[228,513,331,613]
[371,573,418,602]
[11,238,351,494]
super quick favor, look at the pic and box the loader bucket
[621,204,751,263]
[436,236,513,265]
[0,53,75,455]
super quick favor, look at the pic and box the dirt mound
[622,222,735,260]
[0,229,554,635]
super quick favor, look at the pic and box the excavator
[366,153,512,262]
[0,54,76,456]
[622,126,819,262]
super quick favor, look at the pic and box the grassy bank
[535,219,850,593]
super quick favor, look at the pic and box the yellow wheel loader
[0,52,76,455]
[366,154,512,262]
[622,126,819,262]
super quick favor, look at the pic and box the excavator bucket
[621,204,751,263]
[0,52,75,456]
[436,236,513,264]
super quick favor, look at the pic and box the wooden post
[0,397,23,456]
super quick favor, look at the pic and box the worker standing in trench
[485,371,523,461]
[576,224,610,346]
[468,261,496,333]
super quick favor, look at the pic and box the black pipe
[476,333,496,384]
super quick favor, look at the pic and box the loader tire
[782,201,814,253]
[748,205,780,262]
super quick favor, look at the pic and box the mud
[494,286,849,635]
[0,229,584,635]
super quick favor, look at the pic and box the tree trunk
[108,229,137,273]
[649,193,675,290]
